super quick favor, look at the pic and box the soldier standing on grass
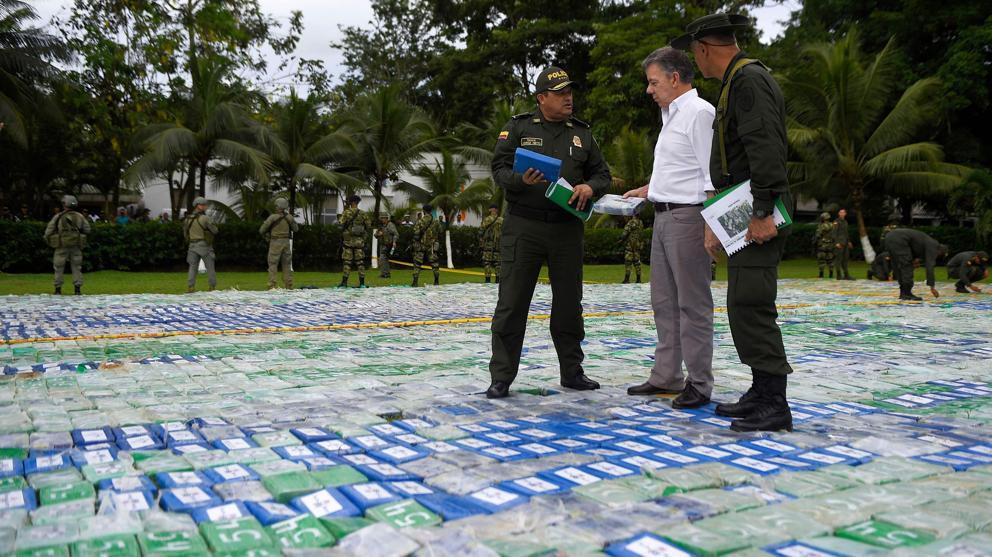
[832,208,854,280]
[375,214,398,279]
[411,204,441,287]
[814,211,834,278]
[480,204,501,283]
[620,214,644,284]
[259,198,298,289]
[44,195,91,295]
[339,195,370,288]
[183,197,218,293]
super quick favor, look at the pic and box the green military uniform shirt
[493,110,612,212]
[340,207,370,248]
[815,220,834,252]
[259,212,299,239]
[620,217,644,254]
[184,213,218,245]
[480,213,499,249]
[45,210,91,247]
[413,214,439,246]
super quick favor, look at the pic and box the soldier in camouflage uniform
[375,213,398,278]
[339,195,370,288]
[183,197,219,292]
[814,211,835,278]
[479,204,501,283]
[259,198,298,289]
[412,203,440,287]
[620,215,644,283]
[44,195,91,295]
[832,208,854,280]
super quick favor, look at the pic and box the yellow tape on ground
[387,260,608,284]
[1,298,929,346]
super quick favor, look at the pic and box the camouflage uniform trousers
[187,241,217,289]
[378,244,393,277]
[267,238,293,288]
[483,245,500,280]
[816,248,834,272]
[342,245,365,280]
[53,247,83,287]
[412,242,440,280]
[624,250,642,277]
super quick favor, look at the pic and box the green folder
[545,178,593,222]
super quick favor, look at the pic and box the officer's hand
[522,168,546,185]
[835,243,842,249]
[968,284,982,293]
[746,216,778,245]
[930,286,940,298]
[623,186,648,199]
[704,224,723,260]
[569,184,594,211]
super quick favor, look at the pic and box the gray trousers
[648,207,714,397]
[267,238,292,288]
[53,247,83,287]
[187,241,217,289]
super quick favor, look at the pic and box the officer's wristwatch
[753,208,771,219]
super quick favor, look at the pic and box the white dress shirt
[647,88,715,204]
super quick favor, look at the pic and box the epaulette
[511,112,533,120]
[569,116,590,128]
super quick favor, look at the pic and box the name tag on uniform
[521,137,543,147]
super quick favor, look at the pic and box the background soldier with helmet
[44,194,91,295]
[260,198,298,289]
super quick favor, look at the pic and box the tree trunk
[851,184,876,263]
[372,175,383,222]
[184,162,197,212]
[198,160,207,197]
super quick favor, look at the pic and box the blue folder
[512,148,561,184]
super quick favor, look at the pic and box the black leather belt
[654,202,702,212]
[509,204,572,223]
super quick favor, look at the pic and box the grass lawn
[0,258,956,295]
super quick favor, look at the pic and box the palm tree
[258,90,362,220]
[125,58,272,214]
[453,98,531,166]
[0,0,71,148]
[783,30,969,261]
[399,149,493,225]
[607,126,653,192]
[949,169,992,244]
[340,85,439,221]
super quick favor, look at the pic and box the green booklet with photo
[701,180,791,255]
[545,178,593,222]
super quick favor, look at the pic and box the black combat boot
[433,271,439,286]
[622,273,630,284]
[412,276,419,287]
[338,276,348,288]
[818,269,824,278]
[635,272,641,284]
[730,374,793,432]
[54,286,61,295]
[715,372,766,418]
[485,277,491,284]
[828,269,833,278]
[359,277,366,288]
[955,280,969,294]
[74,285,81,295]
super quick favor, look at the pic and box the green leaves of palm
[400,149,492,223]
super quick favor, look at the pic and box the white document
[700,180,788,255]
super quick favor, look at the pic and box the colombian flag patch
[498,131,509,140]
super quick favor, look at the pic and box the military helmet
[819,212,830,221]
[274,198,289,210]
[193,197,208,207]
[62,195,78,208]
[423,204,433,212]
[379,213,390,220]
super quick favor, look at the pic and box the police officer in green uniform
[45,194,91,295]
[946,250,988,293]
[486,66,612,399]
[620,215,644,284]
[674,14,793,431]
[183,197,218,293]
[259,198,298,289]
[412,204,441,286]
[375,214,398,278]
[339,195,370,288]
[480,204,501,283]
[883,228,946,300]
[814,212,835,278]
[832,208,854,280]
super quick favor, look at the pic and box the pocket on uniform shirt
[570,148,588,163]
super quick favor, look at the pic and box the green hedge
[1,220,985,273]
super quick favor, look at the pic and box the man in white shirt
[623,47,715,408]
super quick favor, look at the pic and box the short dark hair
[642,46,695,83]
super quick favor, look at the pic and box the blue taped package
[290,487,361,518]
[299,457,338,471]
[683,445,737,461]
[476,446,530,462]
[478,431,525,445]
[273,445,319,461]
[70,447,118,467]
[393,418,436,432]
[383,481,434,497]
[24,453,70,475]
[193,417,229,428]
[171,443,210,456]
[246,500,303,526]
[464,486,528,513]
[726,457,783,476]
[99,475,157,493]
[512,148,561,184]
[605,533,695,557]
[538,466,602,488]
[309,439,360,457]
[501,475,571,497]
[761,455,818,471]
[354,463,418,482]
[289,427,337,443]
[610,455,669,472]
[72,427,114,446]
[651,450,703,467]
[339,482,402,511]
[388,433,429,447]
[160,486,223,512]
[582,448,629,459]
[0,488,37,511]
[203,464,259,484]
[367,445,430,465]
[349,435,392,451]
[516,442,561,458]
[0,457,23,478]
[164,429,205,447]
[104,490,156,512]
[213,438,258,451]
[113,425,156,441]
[190,501,252,523]
[117,435,164,451]
[582,461,638,479]
[743,439,798,455]
[156,470,213,489]
[609,440,658,455]
[480,420,521,431]
[368,424,406,437]
[415,493,488,520]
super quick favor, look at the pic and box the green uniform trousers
[342,245,365,279]
[816,249,834,271]
[378,244,392,277]
[267,238,292,288]
[726,235,792,376]
[53,247,83,287]
[187,241,217,289]
[834,245,850,278]
[412,243,439,280]
[624,251,642,276]
[490,213,585,384]
[482,246,499,280]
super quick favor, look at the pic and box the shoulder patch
[498,130,510,140]
[569,116,590,128]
